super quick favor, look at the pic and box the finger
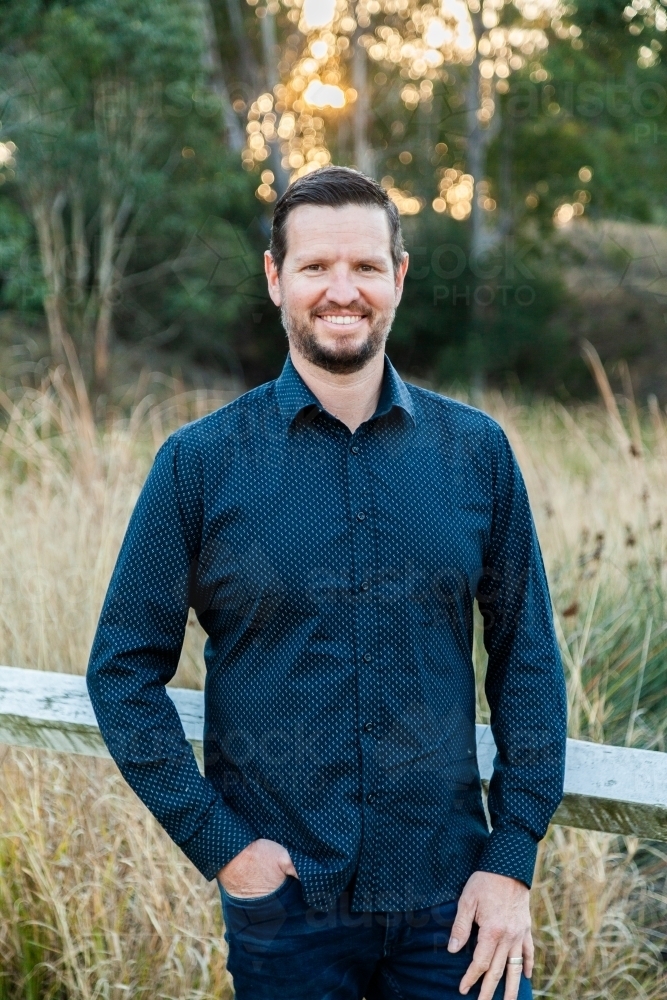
[458,935,498,993]
[501,958,523,1000]
[479,937,518,1000]
[500,942,525,1000]
[523,931,534,978]
[448,895,475,953]
[475,939,512,1000]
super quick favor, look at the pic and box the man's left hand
[447,871,533,1000]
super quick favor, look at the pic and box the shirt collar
[275,353,416,428]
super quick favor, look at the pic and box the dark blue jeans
[219,876,533,999]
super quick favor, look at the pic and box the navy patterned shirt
[87,354,566,912]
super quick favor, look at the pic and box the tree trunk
[93,195,116,387]
[225,0,261,90]
[198,0,245,151]
[353,39,373,176]
[466,39,484,261]
[31,193,68,363]
[92,189,134,387]
[466,13,501,260]
[261,10,290,194]
[418,92,433,166]
[465,16,500,393]
[30,190,94,417]
[497,102,514,239]
[70,184,89,305]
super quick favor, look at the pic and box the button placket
[346,429,382,906]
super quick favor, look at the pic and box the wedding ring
[507,957,523,966]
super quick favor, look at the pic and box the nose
[325,264,362,306]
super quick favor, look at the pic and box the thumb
[281,850,299,880]
[448,896,474,953]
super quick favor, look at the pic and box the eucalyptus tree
[0,0,222,387]
[221,0,667,253]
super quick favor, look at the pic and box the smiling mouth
[317,314,368,326]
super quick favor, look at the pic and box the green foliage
[113,157,281,377]
[0,199,43,311]
[0,0,275,384]
[0,0,44,49]
[1,0,666,390]
[389,212,583,391]
[503,3,667,229]
[42,0,203,81]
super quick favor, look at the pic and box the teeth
[320,315,363,325]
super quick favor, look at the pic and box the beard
[281,301,394,375]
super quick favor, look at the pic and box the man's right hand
[217,838,298,898]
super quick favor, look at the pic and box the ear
[393,252,410,306]
[265,251,282,307]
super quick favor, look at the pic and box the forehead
[283,203,393,263]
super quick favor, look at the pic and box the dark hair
[269,166,405,273]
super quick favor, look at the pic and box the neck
[289,348,385,433]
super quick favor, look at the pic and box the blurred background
[3,3,667,1000]
[1,0,667,399]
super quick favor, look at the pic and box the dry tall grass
[1,365,666,998]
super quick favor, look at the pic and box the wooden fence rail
[2,665,667,841]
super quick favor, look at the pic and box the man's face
[265,203,409,374]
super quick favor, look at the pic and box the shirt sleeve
[474,425,567,888]
[86,431,257,881]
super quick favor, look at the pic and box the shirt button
[360,581,370,591]
[363,652,372,662]
[351,445,360,454]
[356,511,366,521]
[363,721,374,733]
[366,792,376,804]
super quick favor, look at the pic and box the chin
[319,337,372,361]
[322,336,366,356]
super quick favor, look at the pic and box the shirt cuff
[476,824,539,889]
[179,800,258,881]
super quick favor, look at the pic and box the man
[87,166,566,1000]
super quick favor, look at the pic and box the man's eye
[306,264,323,271]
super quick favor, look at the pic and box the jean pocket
[220,876,297,949]
[221,875,291,907]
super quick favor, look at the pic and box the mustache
[311,303,373,318]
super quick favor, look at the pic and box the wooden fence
[2,664,667,841]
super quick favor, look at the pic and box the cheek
[363,279,399,312]
[283,280,326,313]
